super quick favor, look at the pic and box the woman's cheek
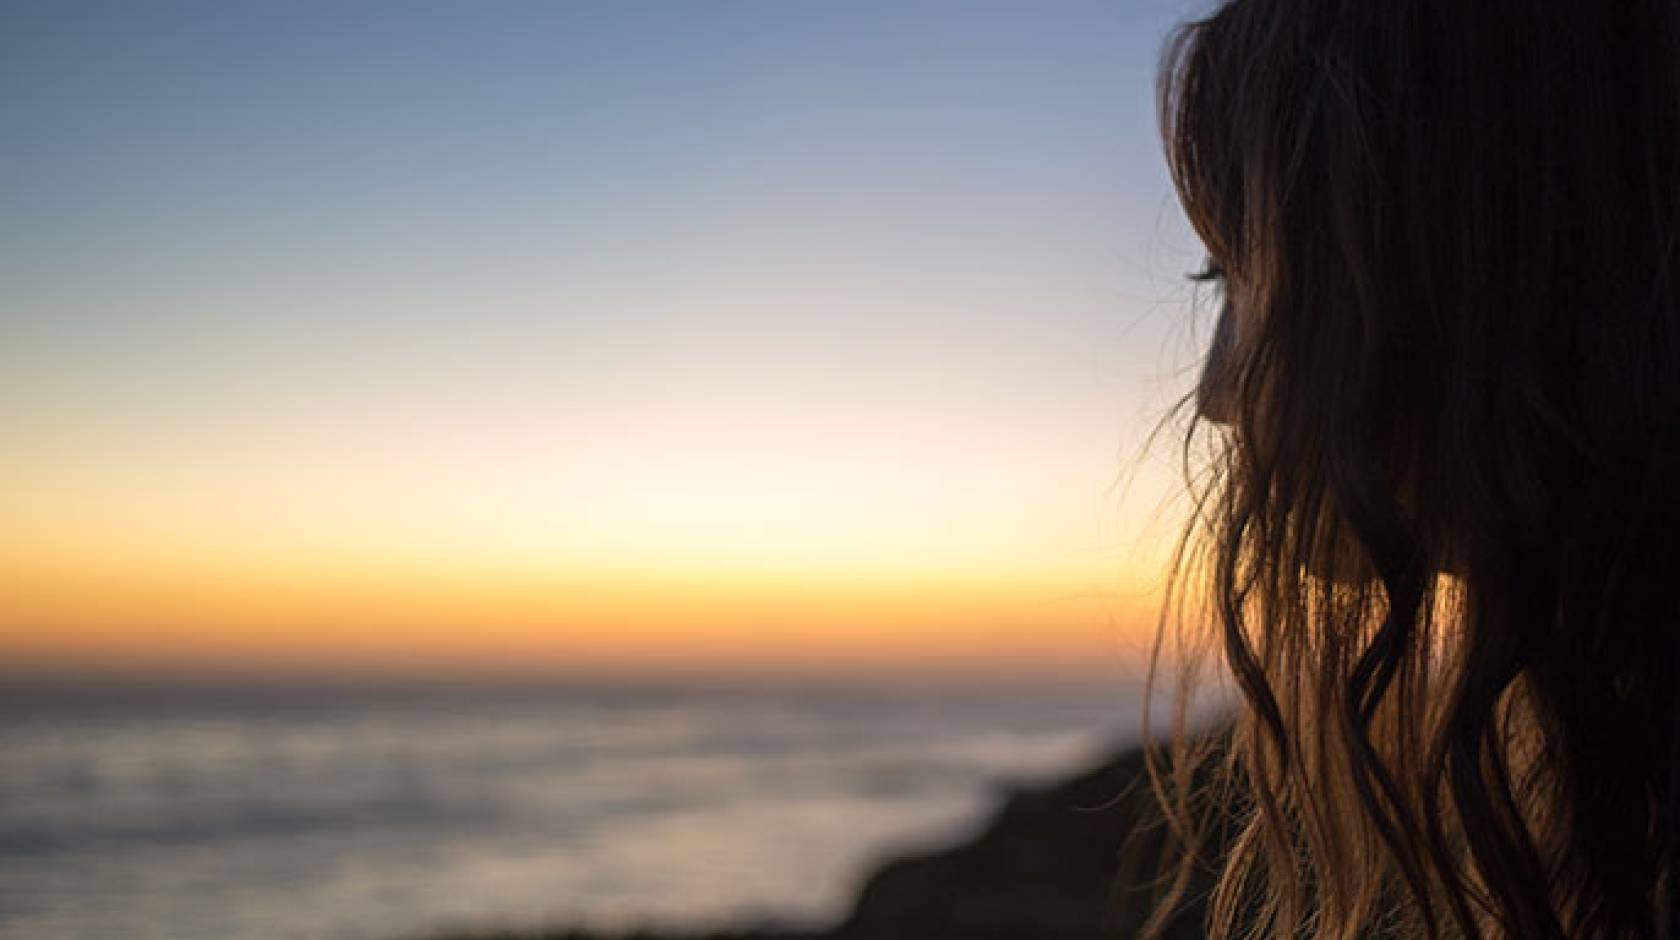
[1197,297,1241,425]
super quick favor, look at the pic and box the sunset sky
[2,1,1214,682]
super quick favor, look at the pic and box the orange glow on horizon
[0,422,1188,680]
[0,533,1171,680]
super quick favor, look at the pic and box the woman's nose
[1196,298,1240,425]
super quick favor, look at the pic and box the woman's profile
[1147,2,1680,938]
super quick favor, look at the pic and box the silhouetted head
[1149,2,1680,938]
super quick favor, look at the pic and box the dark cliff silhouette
[440,737,1223,940]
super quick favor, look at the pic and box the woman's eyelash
[1188,258,1225,283]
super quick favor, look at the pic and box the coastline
[430,741,1219,940]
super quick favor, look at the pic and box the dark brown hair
[1148,2,1680,937]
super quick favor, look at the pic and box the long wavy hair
[1145,2,1680,938]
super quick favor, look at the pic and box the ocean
[0,678,1144,940]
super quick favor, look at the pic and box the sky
[1,0,1216,682]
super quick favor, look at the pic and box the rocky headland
[436,738,1222,940]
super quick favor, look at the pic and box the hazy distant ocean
[0,679,1142,940]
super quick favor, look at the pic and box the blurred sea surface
[0,678,1139,940]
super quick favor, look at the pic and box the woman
[1148,2,1680,938]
